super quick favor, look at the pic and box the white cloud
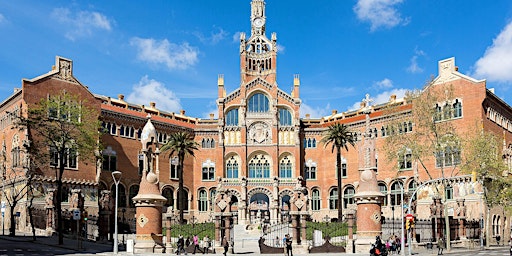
[348,88,408,111]
[194,27,228,45]
[277,44,286,54]
[232,32,242,43]
[130,37,199,70]
[374,78,393,89]
[473,21,512,83]
[51,8,112,41]
[353,0,408,32]
[407,48,426,73]
[126,76,182,113]
[0,13,6,24]
[300,102,331,118]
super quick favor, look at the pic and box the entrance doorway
[249,193,269,224]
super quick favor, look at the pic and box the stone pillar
[164,213,172,252]
[69,189,84,236]
[289,176,309,254]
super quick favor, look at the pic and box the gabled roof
[431,57,485,86]
[22,56,95,97]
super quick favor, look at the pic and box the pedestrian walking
[203,235,210,254]
[177,235,187,255]
[437,236,445,255]
[222,236,229,256]
[285,234,293,256]
[193,234,201,254]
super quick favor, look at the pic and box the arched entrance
[249,193,270,223]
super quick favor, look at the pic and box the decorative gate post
[45,188,56,235]
[353,95,384,253]
[214,178,232,252]
[289,176,309,254]
[98,190,113,241]
[132,116,167,253]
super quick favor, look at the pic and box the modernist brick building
[1,0,512,244]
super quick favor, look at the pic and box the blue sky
[1,0,512,118]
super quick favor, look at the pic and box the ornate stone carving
[138,213,149,228]
[248,122,270,144]
[99,190,113,212]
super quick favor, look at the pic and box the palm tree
[161,131,199,224]
[321,123,356,222]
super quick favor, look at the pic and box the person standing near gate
[437,236,445,255]
[222,236,229,256]
[285,234,293,256]
[177,235,187,255]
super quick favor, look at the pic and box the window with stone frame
[343,186,356,208]
[11,135,21,168]
[304,160,317,180]
[138,153,144,176]
[278,108,292,126]
[102,146,117,171]
[311,188,321,211]
[390,181,403,206]
[248,154,270,178]
[398,149,412,170]
[279,156,292,178]
[209,189,217,210]
[169,156,179,179]
[304,138,317,149]
[378,182,388,206]
[50,145,77,169]
[226,156,239,178]
[329,188,338,210]
[202,160,215,181]
[129,185,139,208]
[334,159,348,178]
[247,93,269,113]
[198,189,208,212]
[111,183,126,207]
[226,108,239,126]
[435,146,461,168]
[163,187,174,208]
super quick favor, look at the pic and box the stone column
[98,190,113,241]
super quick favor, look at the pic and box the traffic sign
[406,213,414,220]
[73,209,81,220]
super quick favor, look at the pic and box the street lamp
[112,171,122,254]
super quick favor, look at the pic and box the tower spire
[250,0,266,35]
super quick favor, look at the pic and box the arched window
[408,180,417,202]
[162,187,174,208]
[198,189,208,212]
[129,185,139,208]
[279,156,292,178]
[378,182,388,206]
[226,156,239,178]
[343,186,356,208]
[434,104,442,121]
[311,189,320,211]
[210,189,217,209]
[178,189,189,212]
[390,181,403,206]
[279,108,292,126]
[312,138,316,148]
[399,148,412,170]
[111,183,126,208]
[248,154,270,178]
[329,188,338,210]
[226,108,239,126]
[11,135,20,168]
[248,93,269,113]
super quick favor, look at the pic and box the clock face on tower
[253,18,264,28]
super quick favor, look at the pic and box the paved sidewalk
[0,233,508,256]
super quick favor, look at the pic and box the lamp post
[112,171,122,254]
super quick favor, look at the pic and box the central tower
[240,0,277,85]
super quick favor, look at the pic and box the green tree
[15,91,100,244]
[321,123,356,222]
[161,132,198,224]
[461,127,511,209]
[383,83,474,250]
